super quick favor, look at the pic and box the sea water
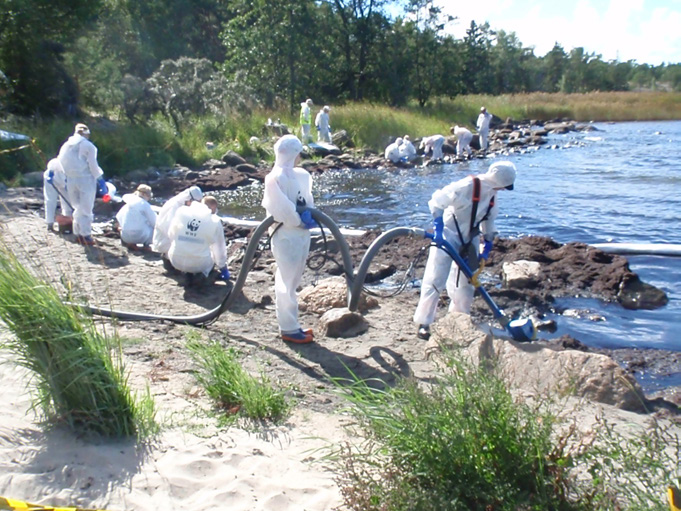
[217,121,681,361]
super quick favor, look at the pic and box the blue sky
[434,0,681,65]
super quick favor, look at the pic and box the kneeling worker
[167,200,230,286]
[116,184,156,250]
[413,161,517,340]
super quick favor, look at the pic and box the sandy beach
[1,186,679,510]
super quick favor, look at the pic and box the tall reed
[0,243,156,438]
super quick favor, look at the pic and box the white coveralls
[116,193,157,245]
[477,111,493,150]
[43,158,72,225]
[57,133,103,237]
[261,135,314,335]
[168,201,227,276]
[399,138,417,161]
[315,109,331,143]
[413,174,501,326]
[420,135,445,160]
[151,186,203,255]
[453,126,473,157]
[300,102,312,143]
[384,137,403,163]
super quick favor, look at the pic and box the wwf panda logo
[187,218,201,232]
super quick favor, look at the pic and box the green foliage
[335,359,570,510]
[335,355,680,511]
[0,242,157,438]
[187,338,289,422]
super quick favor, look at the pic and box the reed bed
[0,242,156,438]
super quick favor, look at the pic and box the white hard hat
[306,98,313,105]
[188,185,203,201]
[481,106,486,112]
[486,161,516,190]
[323,105,330,112]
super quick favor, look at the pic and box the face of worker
[295,154,301,165]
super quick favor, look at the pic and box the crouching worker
[167,200,230,287]
[262,134,316,344]
[413,161,517,340]
[116,184,156,251]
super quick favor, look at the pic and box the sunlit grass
[0,242,157,438]
[187,337,289,423]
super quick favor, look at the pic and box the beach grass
[334,355,679,510]
[0,242,157,438]
[187,337,289,422]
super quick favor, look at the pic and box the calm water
[216,121,681,362]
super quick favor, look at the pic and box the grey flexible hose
[348,227,426,311]
[74,208,355,326]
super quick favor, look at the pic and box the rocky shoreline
[5,117,680,405]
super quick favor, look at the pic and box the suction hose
[348,226,536,342]
[74,208,354,326]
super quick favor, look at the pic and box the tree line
[2,0,680,122]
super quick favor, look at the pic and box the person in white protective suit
[384,137,403,163]
[152,185,203,266]
[299,98,313,144]
[43,158,73,232]
[167,200,230,286]
[261,134,316,344]
[413,161,517,340]
[116,184,156,250]
[399,135,417,162]
[314,105,332,143]
[476,106,493,152]
[451,125,473,158]
[56,123,106,245]
[419,134,445,160]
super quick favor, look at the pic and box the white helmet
[486,161,516,190]
[188,185,203,201]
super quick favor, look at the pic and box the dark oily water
[215,121,681,360]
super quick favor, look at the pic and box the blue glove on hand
[480,240,494,261]
[433,216,444,241]
[46,170,54,183]
[299,209,316,229]
[219,267,230,281]
[96,177,108,197]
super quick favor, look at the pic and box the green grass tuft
[187,338,289,423]
[0,242,157,438]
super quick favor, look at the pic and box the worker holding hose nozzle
[262,134,316,344]
[413,161,517,340]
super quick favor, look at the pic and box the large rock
[502,260,541,288]
[299,276,378,314]
[319,307,369,338]
[427,312,647,412]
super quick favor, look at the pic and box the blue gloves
[46,170,54,183]
[96,177,108,197]
[299,209,316,229]
[433,216,444,241]
[219,267,230,281]
[480,240,494,261]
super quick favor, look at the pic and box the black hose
[73,208,355,326]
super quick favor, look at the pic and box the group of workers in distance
[299,98,332,144]
[44,115,516,345]
[385,106,494,164]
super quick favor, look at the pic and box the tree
[0,0,101,115]
[542,43,567,92]
[461,21,494,94]
[489,30,534,94]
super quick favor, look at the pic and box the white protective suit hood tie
[486,161,516,190]
[273,135,303,175]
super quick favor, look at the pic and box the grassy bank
[2,91,680,181]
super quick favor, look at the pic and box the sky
[434,0,681,66]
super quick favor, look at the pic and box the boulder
[427,312,648,412]
[299,276,378,314]
[502,260,541,288]
[319,307,369,338]
[221,150,247,166]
